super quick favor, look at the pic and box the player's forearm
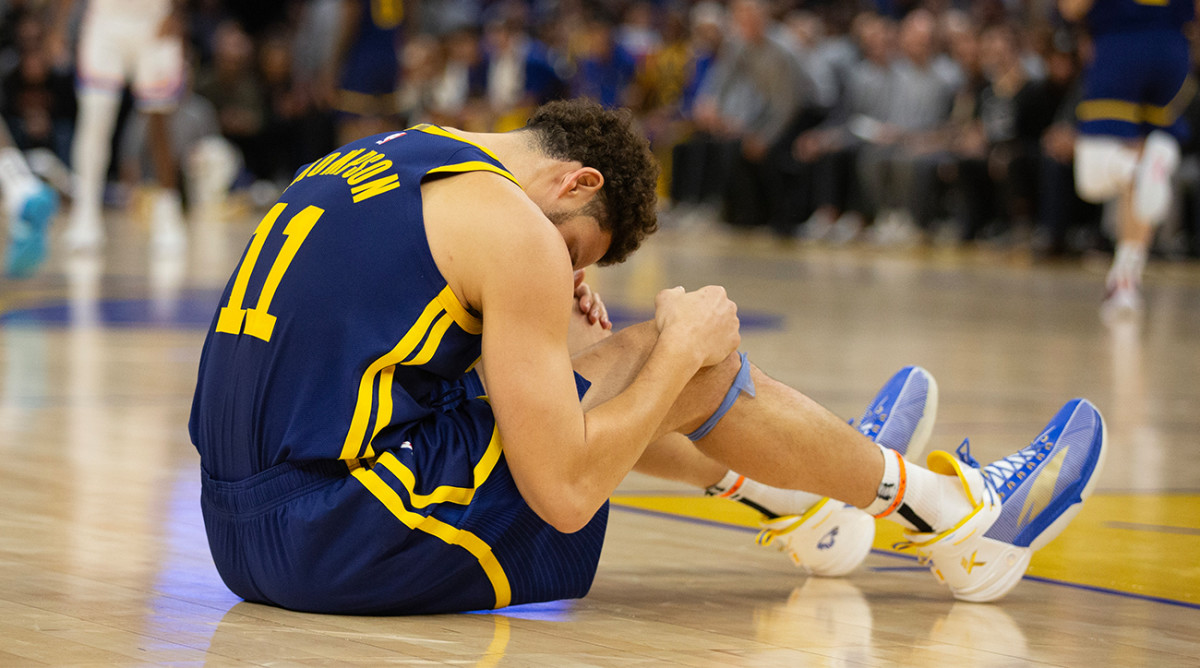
[554,336,703,531]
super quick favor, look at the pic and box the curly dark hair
[524,99,660,265]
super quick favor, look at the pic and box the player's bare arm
[424,171,739,532]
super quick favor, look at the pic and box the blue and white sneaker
[853,365,939,459]
[903,398,1107,602]
[6,183,58,278]
[758,366,938,576]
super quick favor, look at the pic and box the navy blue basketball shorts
[200,371,607,615]
[1078,29,1193,141]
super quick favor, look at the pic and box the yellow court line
[610,493,1200,606]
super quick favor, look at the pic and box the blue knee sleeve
[685,352,755,441]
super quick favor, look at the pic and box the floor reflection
[753,578,874,661]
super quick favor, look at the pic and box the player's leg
[0,120,59,277]
[572,319,1107,600]
[574,323,909,506]
[635,364,936,577]
[133,23,187,253]
[1074,135,1148,311]
[68,14,130,251]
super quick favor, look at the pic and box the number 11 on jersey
[216,203,324,342]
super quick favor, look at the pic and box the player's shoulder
[425,170,560,253]
[423,170,570,308]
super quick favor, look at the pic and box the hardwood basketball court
[1,208,1198,665]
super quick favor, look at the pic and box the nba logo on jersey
[377,132,406,145]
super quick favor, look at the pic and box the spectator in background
[256,29,325,185]
[952,23,1058,242]
[426,26,490,130]
[394,33,444,127]
[686,0,813,235]
[2,16,75,163]
[1036,35,1101,257]
[793,12,895,243]
[616,1,662,63]
[482,15,566,131]
[571,11,637,109]
[195,21,265,182]
[908,15,985,240]
[855,8,957,245]
[628,5,695,198]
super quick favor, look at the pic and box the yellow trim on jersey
[403,312,454,368]
[350,463,512,608]
[373,425,503,509]
[341,288,483,460]
[411,124,506,164]
[426,161,521,189]
[1077,76,1196,128]
[364,365,397,460]
[339,297,443,460]
[436,285,482,335]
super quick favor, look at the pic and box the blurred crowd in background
[4,0,1200,259]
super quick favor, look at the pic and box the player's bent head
[523,99,660,266]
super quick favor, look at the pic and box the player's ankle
[865,446,974,533]
[706,470,824,518]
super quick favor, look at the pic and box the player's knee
[1074,138,1138,203]
[685,351,754,442]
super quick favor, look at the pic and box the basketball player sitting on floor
[190,99,1107,614]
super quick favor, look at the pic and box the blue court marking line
[609,502,1200,612]
[1104,521,1200,536]
[0,291,223,328]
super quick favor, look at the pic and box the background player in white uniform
[52,0,188,252]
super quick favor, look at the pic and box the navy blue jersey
[190,125,520,481]
[1087,0,1194,35]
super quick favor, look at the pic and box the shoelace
[958,437,1047,499]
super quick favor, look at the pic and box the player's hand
[654,285,740,368]
[574,270,611,330]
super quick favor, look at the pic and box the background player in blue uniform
[1060,0,1195,313]
[325,0,406,146]
[191,99,1108,614]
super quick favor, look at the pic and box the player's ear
[561,167,604,199]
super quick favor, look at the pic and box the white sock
[0,147,40,219]
[72,92,122,226]
[864,444,973,534]
[705,470,825,518]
